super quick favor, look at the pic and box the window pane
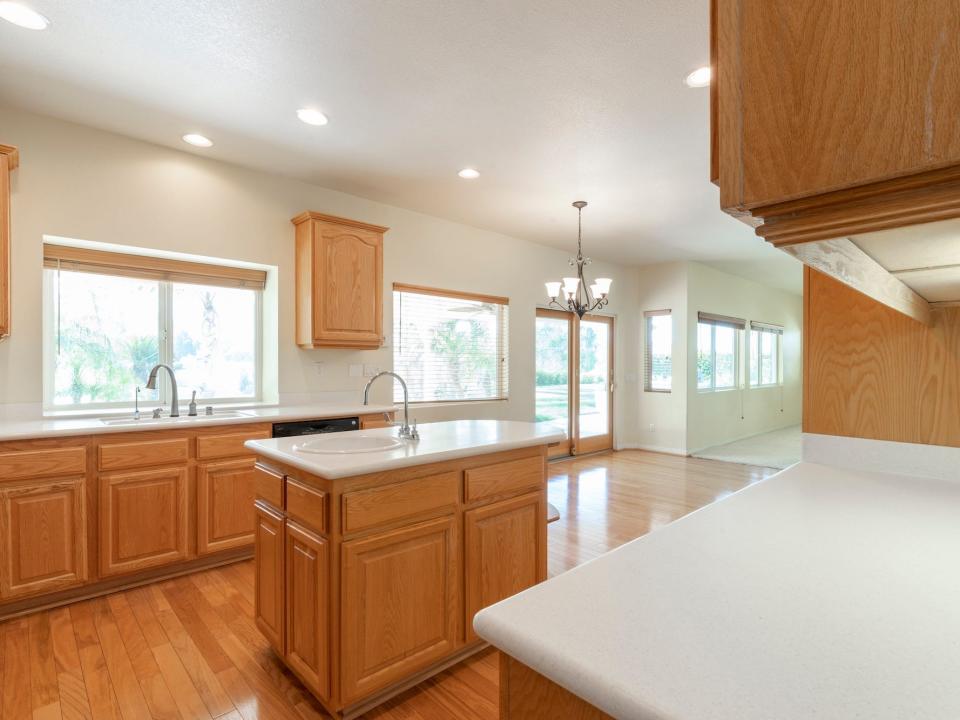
[579,319,610,438]
[171,284,258,400]
[52,270,160,406]
[715,325,736,389]
[535,316,569,434]
[749,329,760,386]
[393,290,507,402]
[697,322,713,389]
[647,315,672,391]
[761,331,776,385]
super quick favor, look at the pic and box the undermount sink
[294,434,405,454]
[99,410,254,426]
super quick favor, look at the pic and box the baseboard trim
[616,443,687,456]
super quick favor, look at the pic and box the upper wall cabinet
[0,144,18,340]
[292,212,388,349]
[712,1,960,324]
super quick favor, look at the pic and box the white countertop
[474,461,960,720]
[245,420,563,479]
[0,403,398,442]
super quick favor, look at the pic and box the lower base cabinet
[197,458,257,556]
[0,476,87,599]
[254,501,285,654]
[285,520,330,700]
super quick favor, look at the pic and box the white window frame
[748,323,783,388]
[644,309,672,393]
[42,268,264,413]
[696,314,743,393]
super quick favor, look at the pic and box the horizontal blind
[393,284,509,403]
[644,310,671,392]
[750,321,784,334]
[698,311,746,330]
[43,244,267,290]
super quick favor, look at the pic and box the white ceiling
[0,0,801,292]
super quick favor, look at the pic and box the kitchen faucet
[363,371,419,439]
[145,363,180,418]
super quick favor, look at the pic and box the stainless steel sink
[294,434,404,454]
[99,410,255,426]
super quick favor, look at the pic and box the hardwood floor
[0,450,776,720]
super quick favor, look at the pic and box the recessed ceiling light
[458,168,480,179]
[182,133,213,148]
[684,66,711,88]
[297,108,329,126]
[0,1,50,30]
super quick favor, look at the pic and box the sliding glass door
[535,309,614,456]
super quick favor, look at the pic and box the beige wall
[0,106,641,445]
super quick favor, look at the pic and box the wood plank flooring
[0,450,776,720]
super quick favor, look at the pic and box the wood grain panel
[0,446,85,481]
[465,456,543,503]
[252,463,284,509]
[197,458,257,556]
[284,520,330,700]
[285,478,326,534]
[196,428,270,460]
[804,267,960,446]
[0,145,16,340]
[341,472,459,534]
[98,437,189,472]
[253,501,284,655]
[500,654,612,720]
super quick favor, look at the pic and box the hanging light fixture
[545,201,612,318]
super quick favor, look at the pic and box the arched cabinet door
[293,211,388,349]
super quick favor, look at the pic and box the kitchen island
[245,419,563,719]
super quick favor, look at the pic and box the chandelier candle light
[545,201,612,318]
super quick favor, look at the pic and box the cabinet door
[341,515,458,703]
[99,466,188,577]
[197,458,257,556]
[285,520,329,700]
[0,476,87,599]
[315,223,382,347]
[464,491,545,642]
[0,145,15,340]
[254,501,285,654]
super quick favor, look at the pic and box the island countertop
[245,419,565,479]
[474,461,960,720]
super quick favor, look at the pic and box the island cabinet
[292,211,388,349]
[249,445,549,719]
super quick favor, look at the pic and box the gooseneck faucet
[145,364,180,418]
[363,371,418,439]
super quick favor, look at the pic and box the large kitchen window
[644,310,672,392]
[43,243,265,410]
[749,322,783,387]
[392,283,509,403]
[696,312,744,391]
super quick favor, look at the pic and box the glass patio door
[535,309,573,457]
[575,314,613,454]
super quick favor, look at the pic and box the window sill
[697,387,739,394]
[748,384,783,390]
[644,388,672,394]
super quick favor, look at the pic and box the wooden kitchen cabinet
[0,476,87,599]
[464,491,545,642]
[0,144,17,340]
[341,515,459,703]
[254,500,285,654]
[99,466,189,576]
[197,457,257,556]
[285,520,330,700]
[292,211,388,349]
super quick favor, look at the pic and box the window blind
[697,311,746,330]
[43,244,267,290]
[750,321,784,334]
[644,309,671,392]
[393,284,509,403]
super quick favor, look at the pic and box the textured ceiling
[0,0,801,292]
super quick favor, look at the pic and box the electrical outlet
[648,423,655,432]
[313,362,324,376]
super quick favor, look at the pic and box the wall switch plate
[349,364,363,378]
[313,362,324,376]
[648,423,655,432]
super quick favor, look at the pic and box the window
[43,243,265,409]
[697,312,744,391]
[749,322,783,387]
[644,310,672,392]
[393,283,509,403]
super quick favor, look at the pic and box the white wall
[0,106,641,445]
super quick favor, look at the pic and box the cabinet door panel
[254,501,285,654]
[99,466,188,576]
[318,226,382,343]
[0,476,87,599]
[465,491,545,642]
[197,458,257,556]
[341,515,458,703]
[285,521,329,700]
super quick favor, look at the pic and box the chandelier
[545,201,611,318]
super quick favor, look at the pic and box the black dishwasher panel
[272,417,360,437]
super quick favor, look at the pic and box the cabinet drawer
[98,437,189,472]
[197,429,270,460]
[253,464,284,509]
[285,479,327,534]
[342,472,458,535]
[464,455,544,503]
[0,446,86,481]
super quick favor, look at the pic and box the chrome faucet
[363,371,419,440]
[145,364,180,418]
